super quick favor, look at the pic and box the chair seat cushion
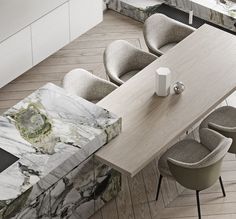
[120,70,139,82]
[200,106,236,129]
[159,42,177,53]
[158,139,210,177]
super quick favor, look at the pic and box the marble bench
[0,83,121,219]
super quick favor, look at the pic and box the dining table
[95,24,236,177]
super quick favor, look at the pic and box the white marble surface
[165,0,236,31]
[109,0,236,31]
[167,0,236,17]
[121,0,164,9]
[0,83,121,215]
[108,0,164,21]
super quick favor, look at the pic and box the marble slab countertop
[165,0,236,31]
[174,0,236,17]
[0,83,121,214]
[118,0,164,9]
[109,0,236,31]
[108,0,164,21]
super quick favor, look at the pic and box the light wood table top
[95,24,236,177]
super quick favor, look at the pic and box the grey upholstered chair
[62,68,117,103]
[156,128,232,219]
[104,40,157,86]
[143,14,195,56]
[200,106,236,154]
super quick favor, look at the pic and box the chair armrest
[208,122,236,133]
[199,128,227,151]
[167,157,223,191]
[167,156,211,169]
[95,78,118,98]
[147,44,164,57]
[107,73,124,86]
[135,50,158,69]
[171,21,196,41]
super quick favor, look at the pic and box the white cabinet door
[31,3,70,65]
[69,0,103,41]
[0,27,32,88]
[0,0,68,42]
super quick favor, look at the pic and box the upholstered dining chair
[62,68,118,103]
[200,106,236,154]
[104,40,157,86]
[143,14,195,56]
[156,128,232,219]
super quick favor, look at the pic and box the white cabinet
[0,0,68,42]
[69,0,103,41]
[0,27,32,88]
[31,3,70,65]
[0,0,103,88]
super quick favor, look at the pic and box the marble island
[108,0,165,21]
[108,0,236,32]
[0,83,121,219]
[165,0,236,31]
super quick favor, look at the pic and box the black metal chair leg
[155,175,163,201]
[219,176,226,197]
[196,190,201,219]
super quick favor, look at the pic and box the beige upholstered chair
[104,40,157,86]
[200,106,236,154]
[143,14,195,56]
[156,128,232,219]
[62,68,117,103]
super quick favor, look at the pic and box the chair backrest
[199,106,236,154]
[62,68,117,102]
[143,14,195,54]
[169,128,232,169]
[167,128,232,191]
[196,133,231,168]
[104,40,156,85]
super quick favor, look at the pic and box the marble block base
[4,157,121,219]
[108,0,164,22]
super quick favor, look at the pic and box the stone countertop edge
[0,83,122,212]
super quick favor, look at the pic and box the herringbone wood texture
[1,10,236,219]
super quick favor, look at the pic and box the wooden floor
[1,10,236,219]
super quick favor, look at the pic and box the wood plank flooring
[1,10,236,219]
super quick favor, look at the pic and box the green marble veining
[7,103,56,154]
[0,83,122,219]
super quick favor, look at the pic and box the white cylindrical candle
[155,67,171,97]
[189,10,193,25]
